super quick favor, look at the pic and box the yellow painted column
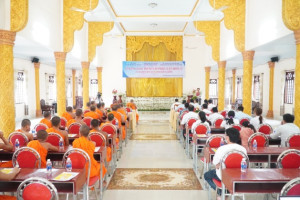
[205,66,211,100]
[232,69,236,104]
[72,69,76,107]
[54,52,67,116]
[97,67,103,93]
[34,62,42,117]
[242,51,255,115]
[218,61,226,111]
[0,30,16,137]
[293,30,300,126]
[266,62,275,118]
[82,62,90,109]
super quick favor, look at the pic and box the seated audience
[193,99,201,110]
[73,125,107,178]
[240,121,256,146]
[62,106,75,121]
[208,107,224,123]
[86,102,91,110]
[202,104,212,115]
[181,105,198,126]
[270,113,300,147]
[40,111,52,128]
[170,98,180,110]
[27,130,58,168]
[16,119,33,141]
[207,99,216,111]
[84,105,101,120]
[250,108,265,130]
[96,103,104,119]
[0,167,20,200]
[235,105,252,120]
[179,102,189,116]
[175,100,186,111]
[46,116,69,146]
[126,99,139,123]
[190,99,195,106]
[0,131,13,167]
[67,109,86,127]
[220,110,239,129]
[191,111,211,134]
[101,113,120,147]
[204,128,247,200]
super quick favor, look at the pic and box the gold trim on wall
[120,22,188,33]
[10,0,28,32]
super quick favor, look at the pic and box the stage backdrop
[126,36,183,97]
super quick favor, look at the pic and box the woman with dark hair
[220,110,239,129]
[191,111,211,134]
[250,108,265,130]
[240,120,256,146]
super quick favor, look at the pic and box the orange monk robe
[73,137,107,177]
[40,118,52,128]
[0,195,16,200]
[46,128,65,144]
[117,109,127,140]
[96,109,103,118]
[27,140,47,168]
[0,161,13,167]
[62,112,73,121]
[90,129,112,162]
[126,103,139,122]
[84,111,100,120]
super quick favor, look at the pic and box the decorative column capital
[72,69,76,75]
[268,61,275,69]
[295,30,300,44]
[205,66,211,72]
[54,52,67,61]
[232,69,236,75]
[0,30,16,46]
[81,61,90,69]
[242,51,255,61]
[97,67,103,72]
[34,62,40,69]
[218,61,226,68]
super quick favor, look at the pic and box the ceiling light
[148,3,158,8]
[150,23,158,28]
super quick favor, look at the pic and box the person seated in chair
[73,125,107,178]
[175,100,186,112]
[84,105,101,120]
[0,166,20,200]
[96,103,104,119]
[207,99,216,111]
[234,105,252,120]
[16,119,33,141]
[101,113,120,147]
[62,106,75,122]
[250,107,265,130]
[46,116,69,146]
[191,111,211,134]
[109,104,124,129]
[193,99,201,110]
[202,104,212,115]
[171,98,180,110]
[40,111,52,128]
[220,111,239,129]
[208,107,224,124]
[27,130,58,168]
[126,99,139,123]
[270,113,300,147]
[204,128,247,200]
[67,109,86,128]
[0,131,14,167]
[181,105,198,139]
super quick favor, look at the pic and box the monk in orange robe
[62,106,75,122]
[96,103,104,119]
[117,104,128,140]
[91,119,112,162]
[46,116,69,146]
[0,167,20,200]
[67,109,86,128]
[39,111,52,128]
[100,113,119,149]
[126,99,139,123]
[73,125,107,178]
[16,119,33,141]
[84,106,100,120]
[27,130,58,168]
[0,131,13,168]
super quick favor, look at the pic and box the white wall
[0,0,10,30]
[220,21,240,61]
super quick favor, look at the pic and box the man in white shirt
[170,99,180,110]
[204,128,247,199]
[202,104,212,115]
[270,113,300,147]
[235,105,252,120]
[207,99,216,111]
[208,107,224,124]
[181,105,198,126]
[193,99,201,110]
[175,100,186,112]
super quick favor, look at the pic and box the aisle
[104,111,207,200]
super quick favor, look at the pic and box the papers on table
[53,172,79,181]
[211,148,217,152]
[68,134,77,137]
[0,168,13,174]
[94,147,100,152]
[196,134,207,138]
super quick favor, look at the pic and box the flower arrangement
[112,89,118,95]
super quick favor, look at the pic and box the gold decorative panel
[282,0,300,30]
[10,0,28,32]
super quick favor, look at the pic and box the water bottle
[253,139,257,151]
[241,158,247,172]
[59,138,64,151]
[15,139,20,150]
[31,130,36,137]
[207,130,211,137]
[220,138,225,146]
[46,159,52,174]
[66,158,72,172]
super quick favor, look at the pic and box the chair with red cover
[68,123,82,135]
[63,148,101,200]
[247,132,269,147]
[12,147,41,168]
[212,118,224,127]
[184,117,198,156]
[34,123,48,132]
[100,123,118,165]
[8,132,29,148]
[60,117,67,130]
[286,133,300,147]
[46,132,63,146]
[17,177,58,200]
[277,149,300,168]
[211,150,249,200]
[258,123,273,135]
[125,107,132,113]
[83,117,93,128]
[232,124,242,131]
[220,110,227,118]
[83,109,90,114]
[89,132,106,147]
[239,118,249,126]
[281,177,300,196]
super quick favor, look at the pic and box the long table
[0,168,87,200]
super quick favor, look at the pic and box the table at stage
[0,168,87,199]
[222,168,300,194]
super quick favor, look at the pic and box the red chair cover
[214,119,223,127]
[125,107,131,112]
[10,134,27,147]
[112,119,118,126]
[286,184,300,195]
[239,118,249,126]
[60,118,67,129]
[281,153,300,168]
[180,111,189,120]
[23,183,52,200]
[209,138,222,148]
[258,125,272,135]
[288,135,300,147]
[232,125,241,131]
[195,125,208,134]
[35,124,47,132]
[17,151,39,168]
[68,153,86,169]
[83,118,92,127]
[46,134,61,146]
[90,134,105,147]
[187,119,197,128]
[101,125,116,135]
[68,123,81,135]
[250,135,267,147]
[212,178,222,188]
[224,153,244,168]
[83,110,90,114]
[220,111,226,118]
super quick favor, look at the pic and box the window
[66,77,72,98]
[209,79,218,97]
[90,79,98,98]
[284,71,295,104]
[237,77,242,99]
[48,75,56,100]
[15,71,26,104]
[253,75,260,101]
